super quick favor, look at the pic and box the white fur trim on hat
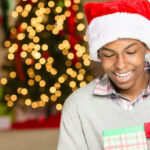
[87,13,150,61]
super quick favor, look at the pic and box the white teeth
[115,71,133,78]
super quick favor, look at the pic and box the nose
[115,55,128,70]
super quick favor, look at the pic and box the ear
[146,48,150,54]
[97,50,101,59]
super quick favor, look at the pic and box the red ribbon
[144,122,150,138]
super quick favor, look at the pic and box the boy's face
[99,38,150,90]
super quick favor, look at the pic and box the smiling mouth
[114,71,133,78]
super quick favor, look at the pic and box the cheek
[101,59,114,72]
[127,53,145,66]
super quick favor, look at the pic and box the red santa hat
[84,0,150,61]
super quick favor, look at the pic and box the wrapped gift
[103,123,150,150]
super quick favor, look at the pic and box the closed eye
[126,51,136,54]
[103,54,115,57]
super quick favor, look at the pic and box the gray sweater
[57,80,150,150]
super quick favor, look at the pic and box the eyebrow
[101,43,138,52]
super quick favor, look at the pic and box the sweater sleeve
[57,94,88,150]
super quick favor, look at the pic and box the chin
[114,82,133,91]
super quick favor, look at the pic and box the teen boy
[57,0,150,149]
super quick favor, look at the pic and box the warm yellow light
[66,68,73,75]
[69,81,76,88]
[39,58,46,64]
[28,79,35,86]
[17,87,22,94]
[38,2,45,8]
[77,74,84,81]
[21,88,28,95]
[45,8,51,14]
[48,1,55,8]
[47,57,54,63]
[75,62,82,69]
[27,68,35,78]
[65,60,72,67]
[27,26,33,32]
[21,51,27,58]
[83,35,88,42]
[84,59,91,66]
[58,44,64,50]
[7,101,14,107]
[10,72,17,78]
[71,71,77,78]
[76,51,83,57]
[39,101,45,107]
[56,104,62,111]
[32,51,41,59]
[52,29,59,35]
[8,53,14,60]
[46,24,53,31]
[16,6,23,13]
[9,46,17,53]
[29,30,36,37]
[22,10,28,17]
[64,10,71,17]
[55,90,61,97]
[25,4,32,11]
[41,94,49,102]
[72,87,78,92]
[31,0,38,3]
[5,94,10,101]
[74,0,80,4]
[51,69,58,75]
[82,54,89,60]
[67,53,74,60]
[4,40,11,48]
[72,5,79,11]
[62,49,68,55]
[35,75,41,82]
[79,69,86,75]
[39,80,46,87]
[12,11,18,18]
[10,28,17,35]
[42,44,48,51]
[58,76,65,83]
[64,0,71,7]
[35,63,42,70]
[54,83,61,89]
[17,33,25,40]
[29,42,35,49]
[25,58,33,65]
[33,36,40,43]
[21,22,27,30]
[51,95,57,102]
[36,24,45,32]
[87,75,94,82]
[22,44,28,51]
[77,12,83,19]
[77,23,85,31]
[25,99,32,106]
[31,102,38,108]
[62,74,68,80]
[11,95,17,101]
[55,7,62,13]
[80,81,87,87]
[49,87,56,94]
[34,44,41,51]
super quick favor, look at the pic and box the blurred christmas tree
[1,0,93,114]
